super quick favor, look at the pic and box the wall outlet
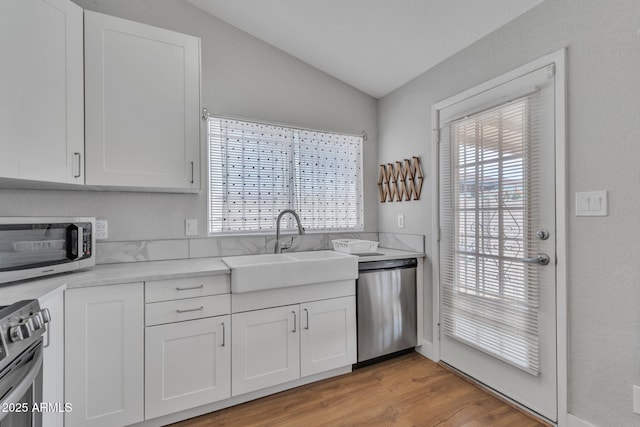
[633,385,640,414]
[185,219,198,236]
[397,214,405,229]
[95,220,108,240]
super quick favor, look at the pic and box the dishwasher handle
[358,258,417,272]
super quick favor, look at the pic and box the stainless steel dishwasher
[356,258,417,363]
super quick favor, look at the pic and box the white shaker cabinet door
[0,0,84,184]
[65,283,144,427]
[39,286,65,427]
[300,296,357,377]
[84,10,201,192]
[145,315,231,419]
[232,305,300,396]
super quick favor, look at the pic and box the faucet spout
[275,209,305,253]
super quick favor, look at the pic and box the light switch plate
[576,191,608,216]
[633,385,640,414]
[397,214,405,228]
[95,220,108,240]
[185,219,198,236]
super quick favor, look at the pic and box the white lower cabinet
[39,286,65,427]
[145,315,231,419]
[232,296,356,396]
[65,283,144,427]
[300,297,357,377]
[232,305,300,396]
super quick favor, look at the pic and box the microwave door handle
[66,225,79,260]
[76,226,83,259]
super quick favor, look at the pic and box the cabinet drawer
[145,275,230,303]
[145,295,230,326]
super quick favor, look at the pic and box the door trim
[430,48,567,426]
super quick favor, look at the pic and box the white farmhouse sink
[222,250,358,293]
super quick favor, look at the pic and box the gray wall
[378,0,640,425]
[0,0,378,240]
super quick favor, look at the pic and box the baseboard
[566,414,597,427]
[415,339,436,361]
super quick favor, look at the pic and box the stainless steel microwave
[0,217,95,285]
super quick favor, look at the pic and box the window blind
[440,94,542,375]
[208,117,363,234]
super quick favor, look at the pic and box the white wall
[0,0,378,241]
[378,0,640,425]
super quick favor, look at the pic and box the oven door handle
[0,345,43,422]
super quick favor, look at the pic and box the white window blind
[440,94,542,375]
[208,117,363,234]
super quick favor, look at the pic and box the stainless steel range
[0,300,50,427]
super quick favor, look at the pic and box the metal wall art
[378,156,423,202]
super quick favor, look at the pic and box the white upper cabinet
[84,11,201,192]
[0,0,84,184]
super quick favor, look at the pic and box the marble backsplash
[96,232,424,264]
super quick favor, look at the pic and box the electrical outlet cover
[185,219,198,236]
[95,220,108,240]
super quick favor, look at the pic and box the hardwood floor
[170,352,547,427]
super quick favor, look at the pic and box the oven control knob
[31,313,43,330]
[40,308,51,324]
[9,322,32,342]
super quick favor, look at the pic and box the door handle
[175,285,204,291]
[176,306,204,313]
[304,308,309,330]
[522,254,550,266]
[291,311,296,333]
[221,322,225,347]
[73,152,82,178]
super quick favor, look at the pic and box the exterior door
[438,64,557,421]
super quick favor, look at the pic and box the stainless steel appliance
[0,217,95,285]
[357,258,417,363]
[0,300,50,427]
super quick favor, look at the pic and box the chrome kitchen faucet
[274,209,305,253]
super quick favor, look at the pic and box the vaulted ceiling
[186,0,545,98]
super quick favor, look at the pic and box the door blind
[440,94,542,375]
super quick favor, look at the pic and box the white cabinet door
[39,286,65,427]
[300,297,357,377]
[65,283,144,427]
[0,0,84,184]
[145,315,231,419]
[84,10,201,192]
[232,305,300,395]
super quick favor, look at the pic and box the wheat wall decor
[378,156,423,202]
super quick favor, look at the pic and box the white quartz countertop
[0,248,424,305]
[1,257,228,304]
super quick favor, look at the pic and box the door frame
[430,48,567,425]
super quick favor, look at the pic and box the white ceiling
[186,0,545,98]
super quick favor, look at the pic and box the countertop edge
[1,248,425,303]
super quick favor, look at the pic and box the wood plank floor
[170,352,547,427]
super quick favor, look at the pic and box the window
[207,117,363,234]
